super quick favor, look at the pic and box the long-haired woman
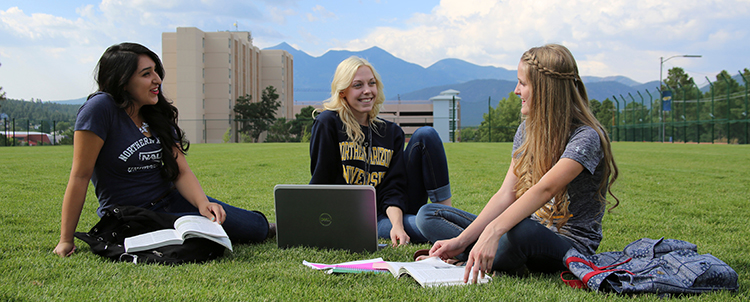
[54,42,272,257]
[310,56,453,246]
[416,44,619,282]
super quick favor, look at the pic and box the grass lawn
[1,142,748,301]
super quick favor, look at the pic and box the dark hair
[91,42,189,181]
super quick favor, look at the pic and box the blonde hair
[318,56,386,143]
[513,44,619,230]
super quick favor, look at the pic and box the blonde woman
[416,44,619,282]
[310,56,452,246]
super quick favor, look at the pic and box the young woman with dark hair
[53,42,272,257]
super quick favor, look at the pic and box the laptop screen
[273,184,378,253]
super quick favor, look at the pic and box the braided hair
[513,44,619,231]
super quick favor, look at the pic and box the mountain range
[267,42,661,126]
[51,43,664,126]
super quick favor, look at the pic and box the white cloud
[309,5,337,22]
[345,0,750,82]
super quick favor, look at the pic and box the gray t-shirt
[513,121,606,255]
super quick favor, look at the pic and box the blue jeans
[375,127,451,244]
[377,214,428,243]
[416,203,572,273]
[149,189,270,244]
[403,127,452,214]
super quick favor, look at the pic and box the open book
[375,257,491,287]
[124,215,232,252]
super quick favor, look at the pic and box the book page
[385,257,491,287]
[124,229,182,252]
[173,215,228,238]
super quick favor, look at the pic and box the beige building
[162,27,293,143]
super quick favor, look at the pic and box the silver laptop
[273,184,380,253]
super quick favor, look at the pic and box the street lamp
[659,54,701,142]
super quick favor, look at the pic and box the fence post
[645,89,654,142]
[665,84,676,143]
[628,92,639,141]
[690,79,701,143]
[705,77,715,144]
[612,95,620,141]
[620,94,628,141]
[636,91,645,141]
[719,73,731,143]
[488,96,491,143]
[739,71,748,144]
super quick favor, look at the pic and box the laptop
[273,184,381,253]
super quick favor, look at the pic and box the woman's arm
[172,146,226,224]
[429,161,519,259]
[53,131,103,257]
[385,206,410,246]
[464,158,584,283]
[309,113,345,184]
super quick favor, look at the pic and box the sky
[1,0,749,102]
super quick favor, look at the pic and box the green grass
[1,142,748,301]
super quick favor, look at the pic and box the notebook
[273,184,380,253]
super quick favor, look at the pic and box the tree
[266,118,295,142]
[290,106,316,140]
[664,67,701,100]
[477,92,522,142]
[265,106,317,142]
[233,86,281,143]
[460,127,478,142]
[596,99,615,128]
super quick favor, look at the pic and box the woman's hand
[385,206,410,246]
[53,241,76,257]
[429,237,467,261]
[199,202,226,224]
[463,228,500,284]
[389,225,410,246]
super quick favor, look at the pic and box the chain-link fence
[610,83,749,144]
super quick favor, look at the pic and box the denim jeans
[403,127,452,215]
[377,214,428,243]
[374,127,451,244]
[416,203,572,273]
[149,189,270,244]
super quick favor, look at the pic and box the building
[162,27,293,143]
[428,89,461,143]
[293,89,461,142]
[5,131,53,146]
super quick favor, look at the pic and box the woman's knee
[412,127,441,144]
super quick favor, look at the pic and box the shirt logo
[139,149,162,161]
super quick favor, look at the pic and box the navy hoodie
[309,110,408,215]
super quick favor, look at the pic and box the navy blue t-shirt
[75,93,171,216]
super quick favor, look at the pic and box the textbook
[375,257,492,287]
[124,215,232,253]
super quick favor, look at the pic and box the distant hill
[50,97,86,105]
[264,42,664,126]
[397,79,662,126]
